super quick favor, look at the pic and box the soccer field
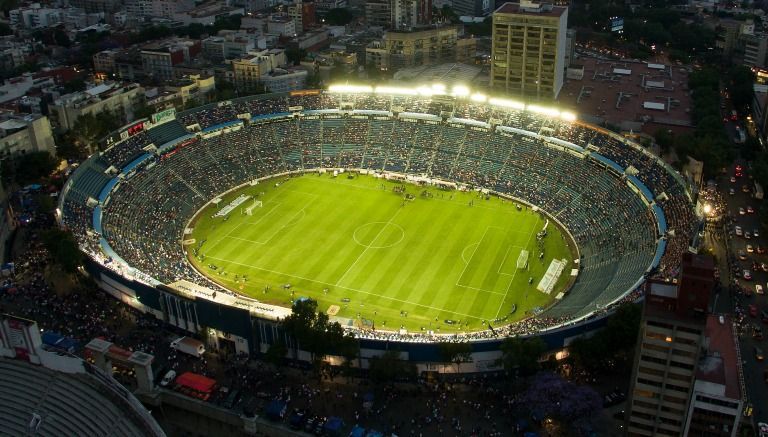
[186,173,575,334]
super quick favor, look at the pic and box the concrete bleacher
[147,119,189,146]
[0,358,160,437]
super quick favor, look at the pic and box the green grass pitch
[186,173,576,334]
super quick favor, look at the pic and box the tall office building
[625,253,714,437]
[490,1,567,99]
[391,0,432,30]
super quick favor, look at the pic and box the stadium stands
[59,91,698,341]
[0,358,162,436]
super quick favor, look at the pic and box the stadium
[58,84,697,362]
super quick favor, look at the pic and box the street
[707,159,768,426]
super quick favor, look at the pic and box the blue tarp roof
[652,239,667,269]
[324,416,344,432]
[350,425,366,437]
[202,120,242,133]
[93,206,103,234]
[627,175,655,203]
[652,204,667,234]
[264,400,286,419]
[98,177,119,203]
[41,332,79,352]
[591,153,625,174]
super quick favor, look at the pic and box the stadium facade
[58,86,698,372]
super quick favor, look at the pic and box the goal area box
[245,200,262,215]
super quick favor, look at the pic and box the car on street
[739,249,747,260]
[759,246,767,255]
[736,226,743,236]
[755,229,761,238]
[748,205,755,213]
[744,270,753,280]
[730,188,736,195]
[748,244,755,253]
[731,176,737,183]
[744,185,751,193]
[755,346,764,361]
[746,231,752,239]
[757,284,763,295]
[740,207,746,215]
[160,370,176,387]
[759,422,768,437]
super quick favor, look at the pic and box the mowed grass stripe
[189,174,573,333]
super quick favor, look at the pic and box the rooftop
[557,55,694,136]
[697,314,741,400]
[494,1,566,17]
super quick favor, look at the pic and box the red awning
[175,372,216,393]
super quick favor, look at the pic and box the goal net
[517,249,529,270]
[245,200,262,215]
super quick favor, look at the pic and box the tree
[568,303,641,373]
[324,8,353,26]
[285,48,306,65]
[69,112,119,154]
[498,336,546,376]
[368,349,416,383]
[2,151,58,186]
[523,372,602,425]
[42,228,83,273]
[438,342,472,373]
[264,342,287,367]
[282,298,358,375]
[729,66,756,113]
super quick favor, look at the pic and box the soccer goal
[245,200,263,215]
[517,249,529,270]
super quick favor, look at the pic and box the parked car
[757,284,763,295]
[739,250,747,260]
[758,246,766,255]
[748,205,755,213]
[744,270,753,280]
[748,245,755,253]
[730,188,736,195]
[746,231,752,239]
[755,229,761,238]
[755,346,764,361]
[736,226,743,236]
[160,370,176,387]
[731,176,737,183]
[740,207,746,215]
[744,185,751,193]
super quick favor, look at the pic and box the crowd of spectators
[59,91,699,343]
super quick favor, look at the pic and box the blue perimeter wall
[84,258,613,363]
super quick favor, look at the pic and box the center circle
[353,222,405,249]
